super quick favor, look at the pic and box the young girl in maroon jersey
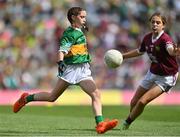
[121,12,180,130]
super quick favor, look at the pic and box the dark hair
[67,7,85,24]
[149,12,167,25]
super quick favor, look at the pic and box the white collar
[70,26,82,32]
[152,31,164,43]
[75,28,82,32]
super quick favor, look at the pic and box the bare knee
[90,90,101,100]
[131,97,149,109]
[130,98,138,108]
[136,100,147,107]
[48,94,58,102]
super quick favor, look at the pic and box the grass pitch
[0,105,180,136]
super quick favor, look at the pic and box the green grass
[0,105,180,136]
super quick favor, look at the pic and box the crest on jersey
[155,45,160,51]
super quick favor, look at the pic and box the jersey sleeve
[59,35,75,54]
[138,37,146,53]
[164,35,174,51]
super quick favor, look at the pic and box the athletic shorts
[58,63,93,84]
[140,70,179,92]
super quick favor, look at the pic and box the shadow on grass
[0,128,120,136]
[0,130,49,136]
[56,128,95,131]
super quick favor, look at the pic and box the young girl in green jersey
[13,7,118,134]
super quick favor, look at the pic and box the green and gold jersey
[59,27,91,65]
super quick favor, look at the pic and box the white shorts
[59,63,93,84]
[140,70,178,92]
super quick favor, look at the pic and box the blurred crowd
[0,0,180,90]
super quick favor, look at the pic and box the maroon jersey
[139,32,178,76]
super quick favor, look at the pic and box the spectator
[0,0,179,90]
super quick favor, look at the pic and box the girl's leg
[13,78,70,113]
[32,79,70,102]
[129,86,147,112]
[125,85,163,127]
[79,79,118,134]
[79,79,102,116]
